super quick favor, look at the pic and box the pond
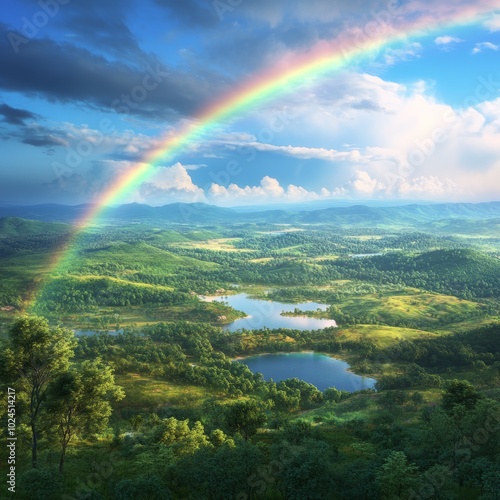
[204,293,337,332]
[238,352,376,392]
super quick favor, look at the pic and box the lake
[204,293,337,332]
[238,352,376,392]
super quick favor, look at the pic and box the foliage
[442,379,481,413]
[1,316,75,468]
[47,359,124,472]
[2,216,500,499]
[376,451,420,499]
[113,476,172,500]
[17,468,63,500]
[224,400,267,440]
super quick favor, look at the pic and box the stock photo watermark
[7,0,71,54]
[51,64,170,179]
[6,388,17,494]
[213,0,244,22]
[61,451,119,500]
[405,72,500,174]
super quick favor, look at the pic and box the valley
[1,202,500,498]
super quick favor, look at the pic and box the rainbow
[28,5,494,311]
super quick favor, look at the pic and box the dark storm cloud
[0,100,67,150]
[0,25,228,120]
[61,15,143,60]
[1,121,69,151]
[21,133,68,148]
[52,0,147,62]
[0,103,38,125]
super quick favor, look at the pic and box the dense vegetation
[0,205,500,498]
[2,317,500,499]
[323,249,500,299]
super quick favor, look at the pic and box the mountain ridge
[0,201,498,227]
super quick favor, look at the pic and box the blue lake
[205,293,338,332]
[238,352,376,392]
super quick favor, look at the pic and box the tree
[376,451,420,499]
[224,400,266,440]
[410,391,424,410]
[323,387,342,403]
[47,359,124,473]
[17,468,63,500]
[153,417,210,456]
[176,440,262,499]
[1,317,75,468]
[276,439,334,500]
[442,379,480,414]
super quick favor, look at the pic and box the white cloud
[135,163,206,204]
[183,164,207,170]
[206,170,459,205]
[208,176,325,204]
[233,69,500,202]
[61,70,500,206]
[483,14,500,32]
[383,42,422,66]
[472,42,499,54]
[239,142,371,162]
[394,176,457,196]
[341,171,457,198]
[350,170,386,195]
[434,35,463,46]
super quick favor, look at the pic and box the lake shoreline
[233,350,317,361]
[234,350,368,374]
[234,351,377,392]
[203,293,338,331]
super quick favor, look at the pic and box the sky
[0,0,499,207]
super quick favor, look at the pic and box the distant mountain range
[0,201,499,228]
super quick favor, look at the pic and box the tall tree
[376,451,420,499]
[47,359,124,473]
[224,400,266,440]
[442,379,480,414]
[1,317,75,468]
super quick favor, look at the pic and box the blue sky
[0,0,499,206]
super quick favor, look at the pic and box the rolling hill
[328,249,500,299]
[0,217,69,236]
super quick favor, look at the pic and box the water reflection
[238,352,376,391]
[204,293,337,332]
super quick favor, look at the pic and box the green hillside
[327,249,500,299]
[146,230,192,244]
[412,248,500,274]
[75,241,218,273]
[0,217,69,236]
[420,217,500,235]
[33,275,191,313]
